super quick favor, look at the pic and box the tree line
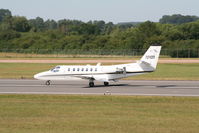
[1,9,199,57]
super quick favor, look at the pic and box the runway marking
[0,85,46,87]
[0,84,199,89]
[1,92,199,97]
[1,80,199,97]
[165,87,199,89]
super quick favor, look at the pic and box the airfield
[0,58,199,97]
[0,79,199,96]
[1,59,199,133]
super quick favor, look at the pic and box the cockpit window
[53,70,59,72]
[51,66,61,72]
[55,66,60,69]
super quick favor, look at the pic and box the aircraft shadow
[83,84,129,88]
[156,85,176,88]
[84,84,177,88]
[45,83,177,89]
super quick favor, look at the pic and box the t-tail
[139,46,162,71]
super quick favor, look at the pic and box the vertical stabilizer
[140,46,161,70]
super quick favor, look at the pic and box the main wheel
[46,80,51,86]
[104,82,109,86]
[89,82,94,87]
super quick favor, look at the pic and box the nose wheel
[46,80,51,85]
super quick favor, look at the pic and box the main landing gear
[89,82,94,87]
[46,80,51,86]
[89,79,95,87]
[104,82,109,86]
[89,81,109,87]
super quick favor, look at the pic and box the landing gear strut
[104,82,109,86]
[46,80,51,86]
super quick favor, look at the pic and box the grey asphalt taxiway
[0,79,199,96]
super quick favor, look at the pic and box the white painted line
[0,85,46,87]
[165,87,199,89]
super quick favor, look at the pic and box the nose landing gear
[46,80,51,86]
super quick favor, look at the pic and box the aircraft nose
[34,71,49,79]
[34,73,40,79]
[34,72,43,79]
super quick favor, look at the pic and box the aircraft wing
[72,75,109,82]
[72,75,94,80]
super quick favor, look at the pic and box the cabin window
[90,68,93,71]
[73,68,75,71]
[86,68,88,71]
[95,68,97,71]
[68,68,70,71]
[81,68,84,71]
[77,68,80,71]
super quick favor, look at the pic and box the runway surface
[0,79,199,96]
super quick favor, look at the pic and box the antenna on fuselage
[96,63,101,66]
[123,67,126,75]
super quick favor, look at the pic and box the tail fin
[140,46,161,70]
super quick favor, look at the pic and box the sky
[0,0,199,23]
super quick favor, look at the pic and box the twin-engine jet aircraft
[34,46,161,87]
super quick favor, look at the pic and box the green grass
[128,63,199,80]
[0,52,170,59]
[0,52,137,59]
[0,63,199,80]
[0,63,58,79]
[0,95,199,133]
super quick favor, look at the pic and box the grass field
[0,95,199,133]
[0,52,138,59]
[0,52,171,59]
[129,63,199,80]
[0,63,199,80]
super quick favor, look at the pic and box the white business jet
[34,46,161,87]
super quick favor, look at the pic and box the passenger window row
[68,68,97,72]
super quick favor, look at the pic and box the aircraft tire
[89,82,94,87]
[104,82,109,86]
[46,80,51,86]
